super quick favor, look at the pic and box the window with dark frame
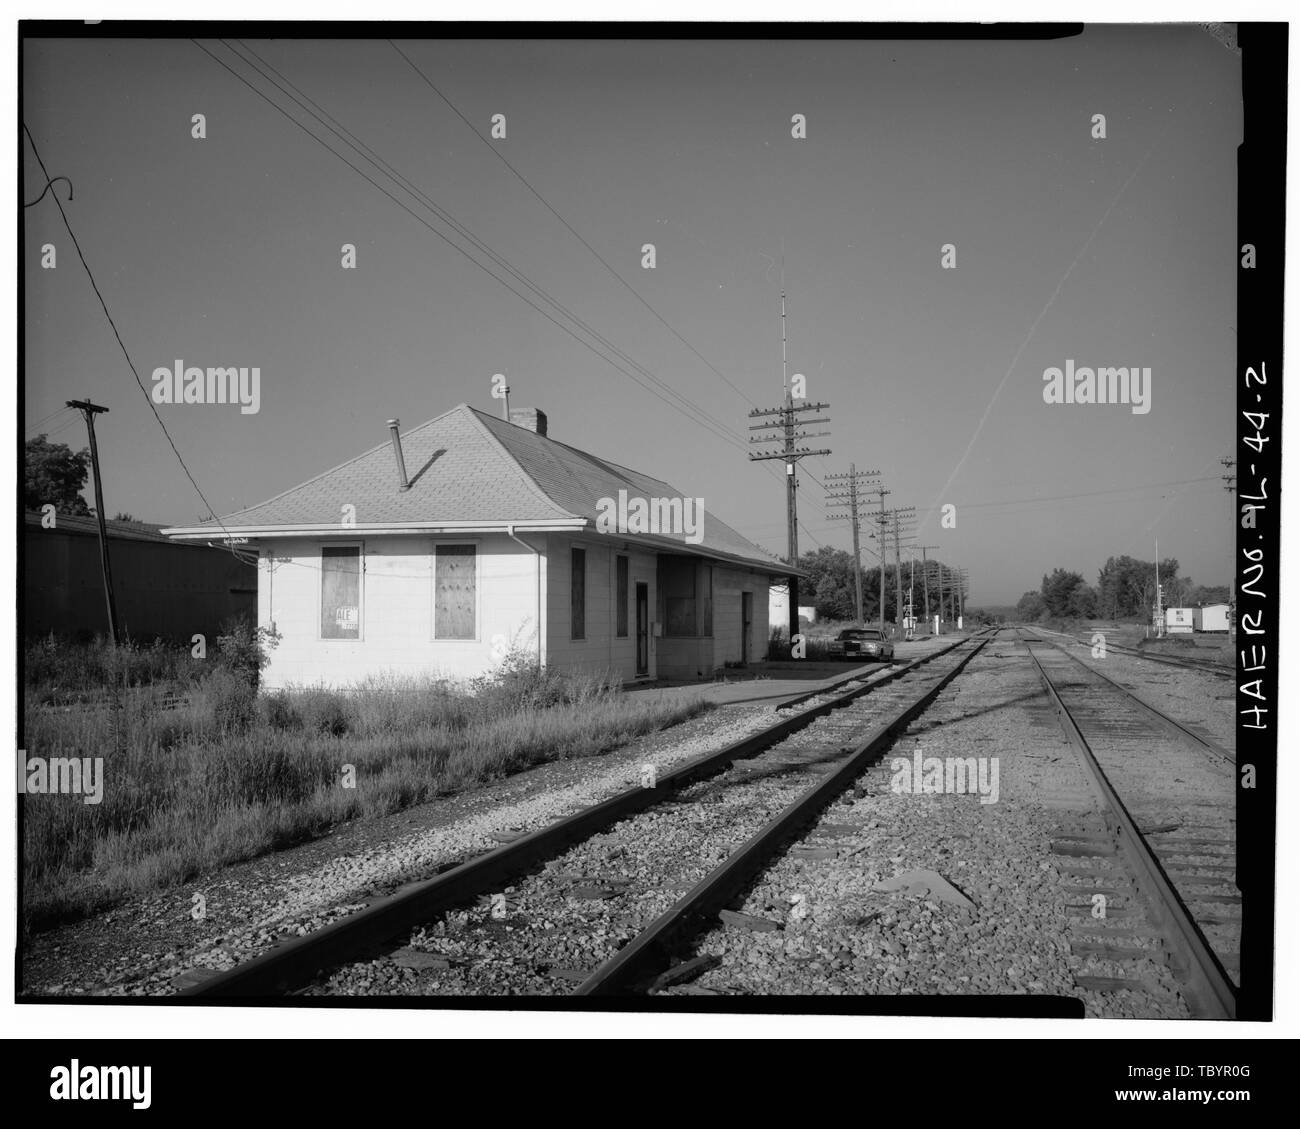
[321,545,361,639]
[435,544,477,640]
[616,555,629,637]
[571,547,586,640]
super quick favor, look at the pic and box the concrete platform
[624,632,965,710]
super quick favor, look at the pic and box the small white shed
[1194,603,1230,632]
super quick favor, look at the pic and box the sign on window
[322,546,361,639]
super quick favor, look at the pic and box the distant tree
[1041,568,1089,618]
[1162,574,1193,608]
[797,546,855,621]
[799,546,951,625]
[1096,555,1181,618]
[25,434,91,516]
[112,512,138,523]
[1016,590,1047,621]
[1187,584,1231,606]
[1067,583,1099,619]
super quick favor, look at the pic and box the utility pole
[826,464,881,625]
[872,500,914,637]
[889,507,916,632]
[66,398,119,645]
[956,567,969,628]
[1221,456,1237,508]
[917,545,938,634]
[904,545,917,635]
[871,487,892,636]
[1154,537,1163,637]
[748,289,831,640]
[936,561,946,634]
[1221,456,1236,632]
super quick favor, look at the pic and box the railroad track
[185,629,995,998]
[1019,631,1239,1019]
[1020,633,1234,770]
[1031,625,1233,679]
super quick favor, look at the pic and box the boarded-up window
[435,544,476,639]
[660,558,715,637]
[571,547,585,640]
[616,555,629,637]
[661,556,696,636]
[321,546,361,639]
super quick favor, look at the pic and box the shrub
[204,667,258,733]
[348,673,473,735]
[260,691,302,731]
[470,646,619,713]
[24,634,202,704]
[295,687,352,736]
[214,617,281,687]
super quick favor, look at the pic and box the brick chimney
[509,407,547,436]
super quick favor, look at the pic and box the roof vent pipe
[387,419,410,491]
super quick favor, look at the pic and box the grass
[21,640,708,933]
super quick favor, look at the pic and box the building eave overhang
[161,518,805,577]
[162,518,589,540]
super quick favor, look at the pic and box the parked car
[828,627,895,662]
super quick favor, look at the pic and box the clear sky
[23,27,1241,604]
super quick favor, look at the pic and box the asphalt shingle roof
[172,405,787,572]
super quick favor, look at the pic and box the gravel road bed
[22,700,782,997]
[1035,633,1235,754]
[1026,645,1239,986]
[304,646,983,996]
[664,637,1189,1017]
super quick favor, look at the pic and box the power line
[25,406,76,436]
[201,39,750,460]
[386,38,758,411]
[201,40,826,550]
[229,41,749,460]
[954,475,1224,513]
[233,40,830,550]
[22,121,242,560]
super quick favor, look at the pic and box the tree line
[1016,557,1230,622]
[792,545,966,624]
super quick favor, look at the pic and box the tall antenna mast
[749,257,831,641]
[781,291,788,402]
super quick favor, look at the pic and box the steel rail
[1092,641,1232,679]
[1020,634,1238,1020]
[575,633,993,995]
[185,630,993,997]
[1020,633,1234,769]
[1031,625,1232,679]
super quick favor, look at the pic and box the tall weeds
[21,640,704,932]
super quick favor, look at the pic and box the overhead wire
[204,39,750,460]
[206,39,823,550]
[22,122,244,561]
[232,38,829,552]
